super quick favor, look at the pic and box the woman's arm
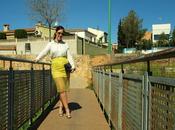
[35,42,51,62]
[67,49,75,70]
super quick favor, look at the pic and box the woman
[35,26,75,119]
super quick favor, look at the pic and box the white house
[88,27,107,43]
[66,29,97,42]
[152,23,171,43]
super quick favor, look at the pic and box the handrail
[94,47,175,67]
[0,55,50,65]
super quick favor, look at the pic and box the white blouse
[36,41,75,69]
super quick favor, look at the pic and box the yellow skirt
[51,57,69,92]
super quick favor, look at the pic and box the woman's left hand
[71,68,76,73]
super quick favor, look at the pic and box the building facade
[87,27,108,43]
[66,29,97,42]
[0,23,108,56]
[152,23,171,43]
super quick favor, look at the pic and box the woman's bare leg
[54,77,71,118]
[54,77,68,107]
[58,99,63,116]
[60,91,68,109]
[58,100,62,107]
[60,91,71,118]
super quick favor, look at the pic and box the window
[154,35,160,40]
[154,34,169,41]
[25,43,31,53]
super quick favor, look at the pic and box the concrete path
[70,76,88,89]
[38,89,110,130]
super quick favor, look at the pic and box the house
[66,29,97,42]
[35,23,98,42]
[1,24,35,39]
[1,23,107,43]
[152,23,171,43]
[142,32,152,41]
[0,23,108,55]
[88,27,108,43]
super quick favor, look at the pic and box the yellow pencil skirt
[51,57,69,92]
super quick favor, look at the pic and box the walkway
[38,89,110,130]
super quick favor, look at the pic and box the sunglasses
[56,32,64,35]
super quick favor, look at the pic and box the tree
[170,27,175,46]
[157,32,169,47]
[0,32,6,39]
[137,39,152,50]
[119,10,146,48]
[27,0,65,41]
[117,19,125,52]
[14,29,28,39]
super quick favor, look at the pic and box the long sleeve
[67,49,75,69]
[35,42,51,61]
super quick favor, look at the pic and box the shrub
[14,29,27,38]
[136,40,153,50]
[0,32,7,39]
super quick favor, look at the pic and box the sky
[0,0,175,43]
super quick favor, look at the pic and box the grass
[109,59,175,78]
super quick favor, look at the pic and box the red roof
[0,28,35,36]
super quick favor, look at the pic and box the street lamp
[108,0,112,54]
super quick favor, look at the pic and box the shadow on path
[52,101,82,112]
[68,102,82,111]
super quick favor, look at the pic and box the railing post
[143,72,149,130]
[121,64,124,73]
[97,67,100,98]
[147,61,152,76]
[49,65,52,103]
[108,68,112,126]
[110,65,113,73]
[8,61,14,130]
[42,64,45,112]
[148,78,151,130]
[30,63,34,125]
[83,38,85,54]
[102,68,105,112]
[118,72,123,130]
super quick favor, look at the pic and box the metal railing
[0,55,57,130]
[92,48,175,130]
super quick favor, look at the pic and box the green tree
[142,39,152,50]
[170,28,175,46]
[14,29,28,39]
[27,0,65,41]
[120,10,146,48]
[157,32,169,47]
[0,32,7,39]
[117,19,125,52]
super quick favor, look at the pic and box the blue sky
[0,0,175,43]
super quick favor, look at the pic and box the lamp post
[108,0,112,54]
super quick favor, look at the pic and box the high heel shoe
[58,106,63,117]
[65,108,71,119]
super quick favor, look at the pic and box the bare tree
[27,0,65,41]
